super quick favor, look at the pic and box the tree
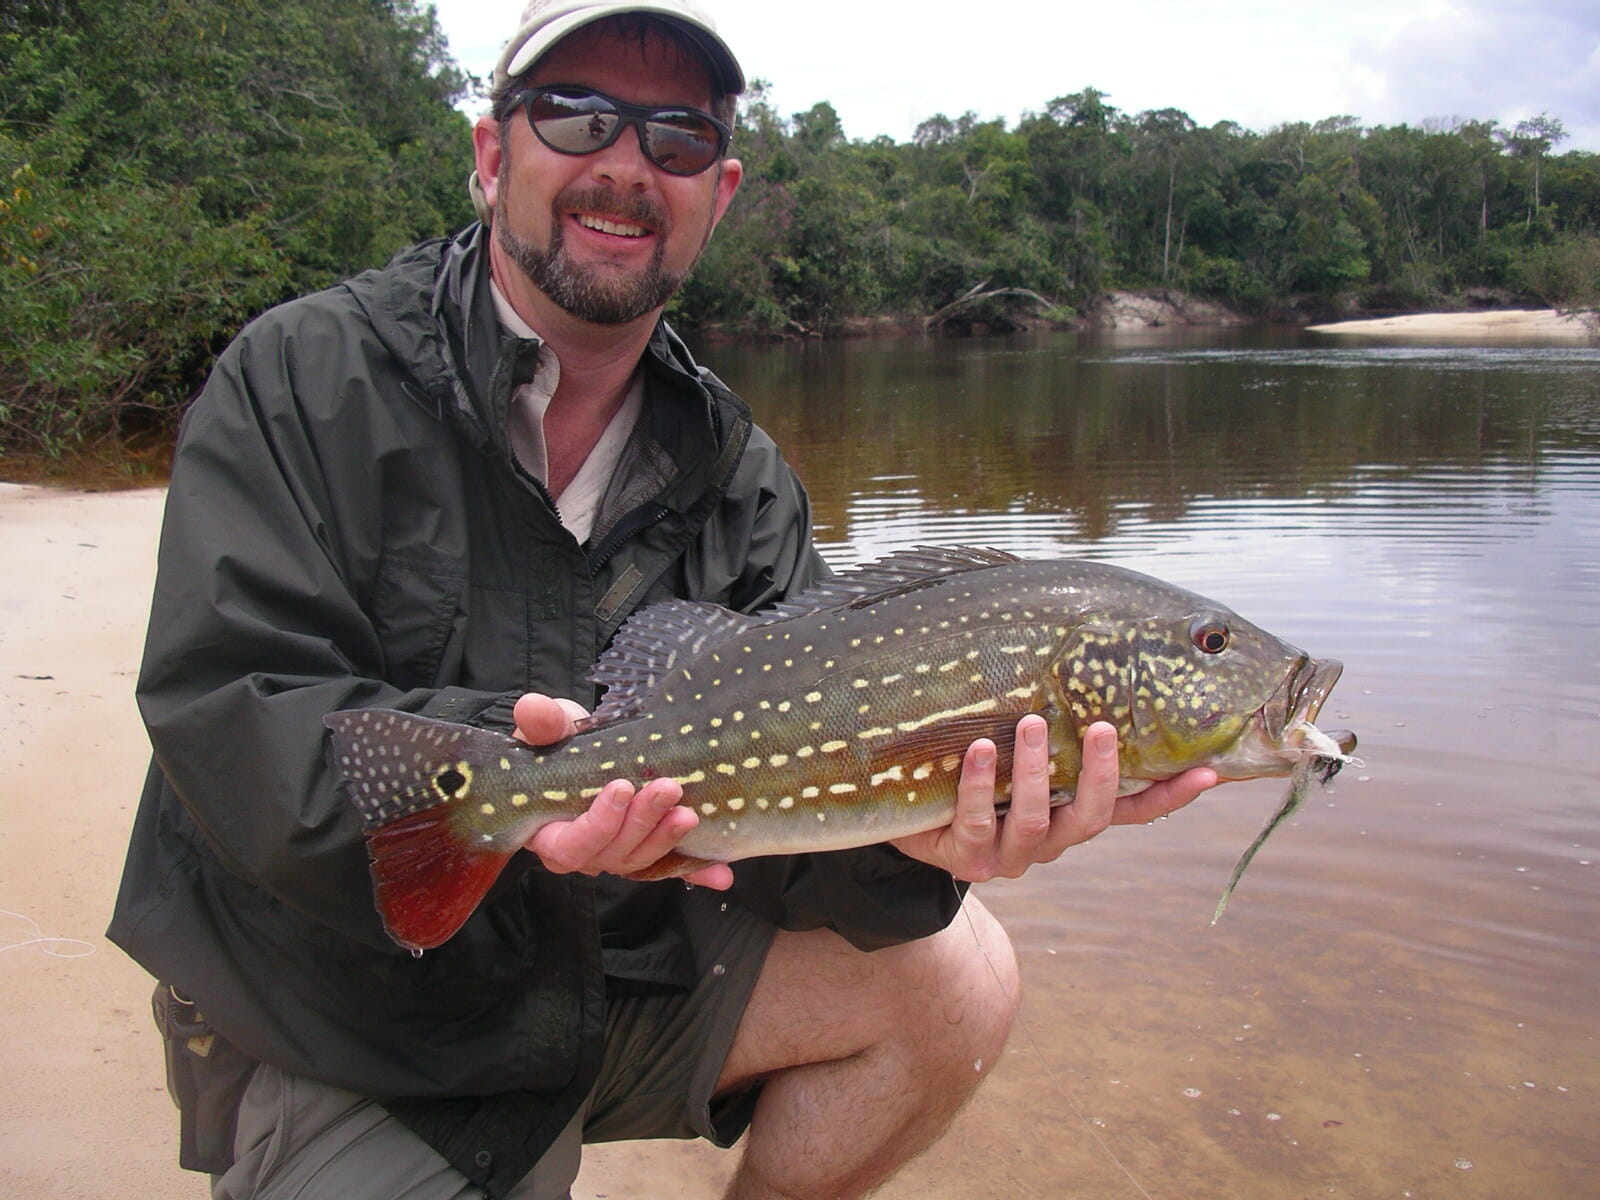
[1503,114,1568,225]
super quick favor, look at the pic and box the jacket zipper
[587,503,671,574]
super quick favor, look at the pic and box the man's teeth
[577,214,647,237]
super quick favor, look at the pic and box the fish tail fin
[324,709,523,952]
[363,803,513,952]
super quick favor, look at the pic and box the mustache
[556,185,668,234]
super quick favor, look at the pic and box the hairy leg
[714,895,1020,1200]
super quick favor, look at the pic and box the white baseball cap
[492,0,745,98]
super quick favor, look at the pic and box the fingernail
[1023,720,1046,750]
[974,745,995,769]
[1092,727,1115,756]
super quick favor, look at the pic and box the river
[698,326,1600,1199]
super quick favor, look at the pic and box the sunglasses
[507,86,731,177]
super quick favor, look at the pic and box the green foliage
[676,96,1600,333]
[1,0,473,451]
[1511,232,1600,312]
[0,132,290,452]
[4,9,1598,455]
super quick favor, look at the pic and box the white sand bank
[1307,307,1596,340]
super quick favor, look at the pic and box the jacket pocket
[367,551,465,690]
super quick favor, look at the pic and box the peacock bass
[325,547,1356,951]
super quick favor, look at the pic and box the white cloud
[432,0,1600,150]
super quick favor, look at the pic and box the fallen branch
[924,281,1056,329]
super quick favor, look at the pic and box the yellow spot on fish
[680,724,694,735]
[512,793,529,807]
[727,797,746,812]
[796,746,815,758]
[829,783,858,795]
[871,766,905,786]
[801,787,819,800]
[805,691,823,703]
[768,753,790,767]
[499,757,511,771]
[700,803,719,816]
[543,790,569,802]
[780,796,796,808]
[743,756,761,769]
[913,763,934,780]
[717,763,737,776]
[480,802,495,816]
[821,740,847,754]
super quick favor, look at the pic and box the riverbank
[1307,307,1597,340]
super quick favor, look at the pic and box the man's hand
[511,693,734,889]
[889,715,1218,882]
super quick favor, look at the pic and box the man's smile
[573,212,653,239]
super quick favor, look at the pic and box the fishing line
[0,908,96,958]
[957,883,1157,1200]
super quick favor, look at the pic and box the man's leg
[715,895,1021,1200]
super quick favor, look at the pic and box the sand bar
[1307,307,1596,340]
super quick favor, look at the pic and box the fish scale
[325,546,1354,951]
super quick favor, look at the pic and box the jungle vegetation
[3,0,1598,453]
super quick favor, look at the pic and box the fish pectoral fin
[363,803,516,952]
[869,712,1027,777]
[622,850,725,882]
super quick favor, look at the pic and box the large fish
[325,547,1355,950]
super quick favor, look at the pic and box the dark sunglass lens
[527,91,619,153]
[643,115,721,174]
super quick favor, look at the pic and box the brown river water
[690,326,1600,1199]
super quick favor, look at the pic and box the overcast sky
[432,0,1600,152]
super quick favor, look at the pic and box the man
[110,3,1217,1198]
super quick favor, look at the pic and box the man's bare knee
[718,895,1019,1093]
[903,895,1020,1075]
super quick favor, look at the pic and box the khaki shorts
[213,888,776,1200]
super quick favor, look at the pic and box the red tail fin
[363,803,515,952]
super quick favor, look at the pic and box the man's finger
[1112,767,1217,825]
[513,692,589,746]
[946,738,1002,879]
[527,778,635,873]
[994,715,1053,872]
[603,778,691,869]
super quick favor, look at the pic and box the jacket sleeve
[137,310,509,948]
[714,429,967,950]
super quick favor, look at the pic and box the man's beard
[497,184,686,326]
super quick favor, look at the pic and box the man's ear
[708,157,744,231]
[471,116,505,216]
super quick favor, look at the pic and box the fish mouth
[1274,656,1343,738]
[1225,656,1355,779]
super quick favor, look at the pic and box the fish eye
[1190,617,1230,655]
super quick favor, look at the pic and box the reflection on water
[699,328,1600,1199]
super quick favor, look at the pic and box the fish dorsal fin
[584,600,760,727]
[766,545,1020,619]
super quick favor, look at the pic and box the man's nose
[584,123,653,190]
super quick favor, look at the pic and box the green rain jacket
[108,225,962,1195]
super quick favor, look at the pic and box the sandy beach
[1306,306,1596,339]
[0,482,974,1199]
